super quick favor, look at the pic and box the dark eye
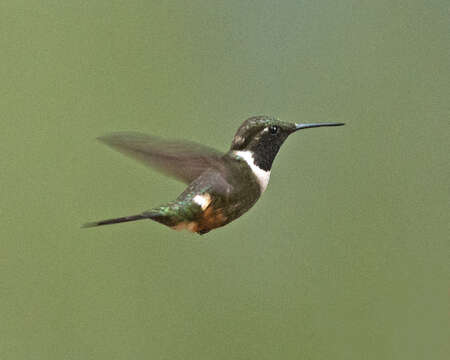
[269,125,279,134]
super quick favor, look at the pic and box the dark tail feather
[82,214,147,228]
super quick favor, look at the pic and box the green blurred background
[1,1,448,359]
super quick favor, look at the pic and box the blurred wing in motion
[98,132,227,184]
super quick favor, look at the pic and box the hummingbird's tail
[82,214,147,228]
[82,205,188,230]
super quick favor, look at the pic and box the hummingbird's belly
[172,203,228,234]
[184,189,259,234]
[172,166,261,234]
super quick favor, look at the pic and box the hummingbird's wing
[98,132,227,184]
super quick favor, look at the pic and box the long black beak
[295,122,345,131]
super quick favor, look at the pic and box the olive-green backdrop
[1,1,448,359]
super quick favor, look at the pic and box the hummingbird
[83,115,344,234]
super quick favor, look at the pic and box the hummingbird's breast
[173,156,263,234]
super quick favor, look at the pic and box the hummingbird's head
[230,115,344,171]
